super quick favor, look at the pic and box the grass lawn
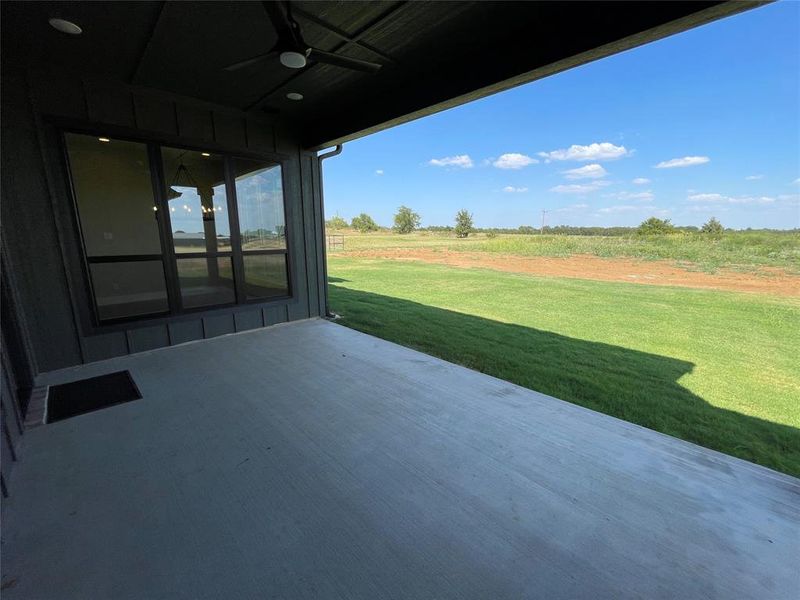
[328,257,800,477]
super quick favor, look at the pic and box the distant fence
[327,234,344,250]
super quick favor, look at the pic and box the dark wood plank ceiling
[2,1,762,149]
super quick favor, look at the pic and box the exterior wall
[1,66,327,375]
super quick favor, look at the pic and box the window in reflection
[176,257,236,309]
[162,147,231,254]
[65,133,162,257]
[234,160,286,250]
[242,254,289,300]
[90,261,169,321]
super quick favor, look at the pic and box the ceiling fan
[224,1,382,74]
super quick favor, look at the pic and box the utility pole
[540,209,549,234]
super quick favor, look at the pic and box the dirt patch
[343,249,800,297]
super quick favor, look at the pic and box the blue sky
[323,1,800,230]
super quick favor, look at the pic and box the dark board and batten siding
[1,66,327,375]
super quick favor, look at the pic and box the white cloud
[428,155,473,168]
[687,205,730,213]
[492,153,539,169]
[598,205,641,214]
[375,169,384,176]
[632,177,651,185]
[549,180,611,195]
[553,203,590,213]
[562,164,607,180]
[598,205,669,215]
[793,178,800,185]
[502,186,529,193]
[605,190,654,202]
[687,193,726,203]
[687,192,775,205]
[778,193,800,203]
[728,196,775,205]
[538,142,630,162]
[744,174,763,180]
[654,156,710,169]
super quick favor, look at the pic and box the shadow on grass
[330,284,800,478]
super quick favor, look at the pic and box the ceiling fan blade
[262,0,301,47]
[223,51,278,72]
[307,48,382,73]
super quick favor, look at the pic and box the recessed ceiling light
[201,152,211,157]
[49,18,82,35]
[286,92,304,101]
[98,137,110,143]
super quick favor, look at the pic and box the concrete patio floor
[2,318,798,599]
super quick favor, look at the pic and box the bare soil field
[344,248,800,297]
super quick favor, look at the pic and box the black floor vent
[47,371,141,424]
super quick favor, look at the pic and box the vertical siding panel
[234,310,262,332]
[203,314,235,338]
[29,68,87,120]
[311,155,327,317]
[168,320,204,346]
[127,325,170,353]
[132,94,178,135]
[176,105,215,141]
[83,333,129,363]
[245,118,275,153]
[301,154,320,318]
[18,70,86,369]
[212,112,246,148]
[264,306,288,326]
[286,150,310,322]
[84,80,136,127]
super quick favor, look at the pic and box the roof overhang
[1,1,767,150]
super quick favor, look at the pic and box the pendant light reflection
[167,163,197,201]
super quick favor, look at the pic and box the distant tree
[637,217,676,235]
[518,225,537,235]
[454,209,474,238]
[700,217,724,236]
[351,213,379,233]
[326,215,348,230]
[393,205,421,234]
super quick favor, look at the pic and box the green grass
[330,230,800,274]
[328,257,800,477]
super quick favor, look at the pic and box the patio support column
[199,186,219,281]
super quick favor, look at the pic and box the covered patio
[2,1,798,598]
[3,319,797,599]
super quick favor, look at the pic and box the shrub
[454,209,474,238]
[393,205,421,234]
[486,230,498,239]
[701,217,724,236]
[351,213,379,233]
[326,215,348,230]
[637,217,676,235]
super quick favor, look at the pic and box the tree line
[327,206,475,236]
[326,209,792,237]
